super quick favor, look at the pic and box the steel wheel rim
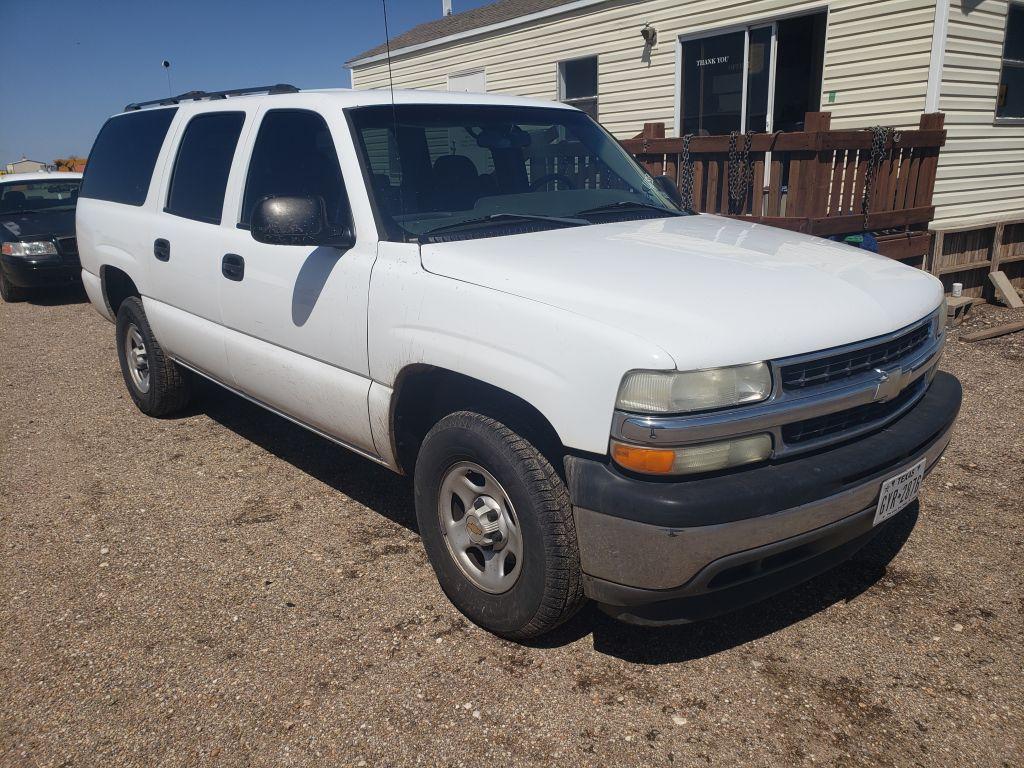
[124,323,150,394]
[437,461,523,594]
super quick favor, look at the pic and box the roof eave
[346,0,618,68]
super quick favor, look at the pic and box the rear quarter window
[80,108,177,206]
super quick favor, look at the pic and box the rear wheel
[0,270,26,302]
[414,411,584,639]
[115,297,191,416]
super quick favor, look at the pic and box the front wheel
[115,296,192,417]
[414,411,584,640]
[0,270,26,302]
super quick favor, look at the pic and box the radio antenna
[380,0,405,219]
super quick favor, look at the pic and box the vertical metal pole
[740,27,750,131]
[766,22,778,133]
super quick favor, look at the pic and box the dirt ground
[1,290,1021,768]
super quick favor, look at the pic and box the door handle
[222,253,245,281]
[154,238,170,262]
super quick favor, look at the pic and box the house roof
[347,0,584,65]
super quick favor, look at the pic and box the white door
[217,107,377,454]
[144,110,248,383]
[448,69,486,93]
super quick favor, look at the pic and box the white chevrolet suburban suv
[77,85,960,639]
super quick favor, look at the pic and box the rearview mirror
[654,175,684,208]
[251,195,354,248]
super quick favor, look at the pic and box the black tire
[0,270,26,302]
[414,411,584,640]
[115,296,191,417]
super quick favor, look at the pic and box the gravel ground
[1,290,1021,768]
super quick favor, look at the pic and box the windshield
[348,104,684,242]
[0,179,81,214]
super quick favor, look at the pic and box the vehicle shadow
[196,380,417,533]
[191,380,917,661]
[534,504,919,663]
[26,284,88,306]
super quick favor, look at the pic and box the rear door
[144,109,249,381]
[217,107,378,453]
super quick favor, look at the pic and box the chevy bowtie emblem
[873,366,904,402]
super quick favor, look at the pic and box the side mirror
[251,195,354,248]
[654,175,684,208]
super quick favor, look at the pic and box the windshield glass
[0,179,81,214]
[348,104,684,242]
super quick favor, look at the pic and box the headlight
[616,362,772,414]
[2,241,58,258]
[611,434,772,475]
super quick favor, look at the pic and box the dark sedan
[0,172,82,301]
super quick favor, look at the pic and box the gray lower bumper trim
[574,422,953,592]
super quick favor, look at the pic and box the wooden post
[916,113,945,208]
[929,230,945,276]
[641,122,666,139]
[792,111,831,225]
[990,221,1005,274]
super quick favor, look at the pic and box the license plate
[873,459,926,526]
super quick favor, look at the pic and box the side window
[240,110,350,228]
[80,108,177,206]
[558,56,598,120]
[165,112,245,224]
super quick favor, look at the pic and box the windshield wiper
[574,200,684,218]
[419,212,589,242]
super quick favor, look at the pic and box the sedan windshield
[348,104,684,242]
[0,179,81,214]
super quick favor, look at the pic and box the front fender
[368,245,674,455]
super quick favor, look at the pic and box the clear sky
[0,0,491,165]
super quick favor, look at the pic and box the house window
[678,12,826,135]
[559,56,598,119]
[997,2,1024,120]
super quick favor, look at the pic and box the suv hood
[420,214,943,370]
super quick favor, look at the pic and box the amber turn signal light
[610,441,676,475]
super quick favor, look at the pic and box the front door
[218,107,378,454]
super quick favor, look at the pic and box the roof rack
[124,84,300,112]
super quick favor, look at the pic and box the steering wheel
[529,173,577,191]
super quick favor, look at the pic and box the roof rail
[124,84,299,112]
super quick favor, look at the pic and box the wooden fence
[930,217,1024,298]
[620,112,947,266]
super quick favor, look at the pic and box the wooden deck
[620,112,947,268]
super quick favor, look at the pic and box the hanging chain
[728,131,753,214]
[860,126,903,231]
[679,133,695,212]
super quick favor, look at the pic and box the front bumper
[1,255,81,288]
[565,371,962,624]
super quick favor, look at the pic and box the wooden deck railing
[619,112,946,265]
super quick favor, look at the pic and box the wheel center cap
[465,496,506,548]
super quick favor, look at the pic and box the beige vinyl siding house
[934,0,1024,226]
[349,0,1023,230]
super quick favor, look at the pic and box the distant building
[5,157,51,174]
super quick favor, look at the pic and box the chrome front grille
[612,310,945,462]
[782,377,926,444]
[780,323,931,391]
